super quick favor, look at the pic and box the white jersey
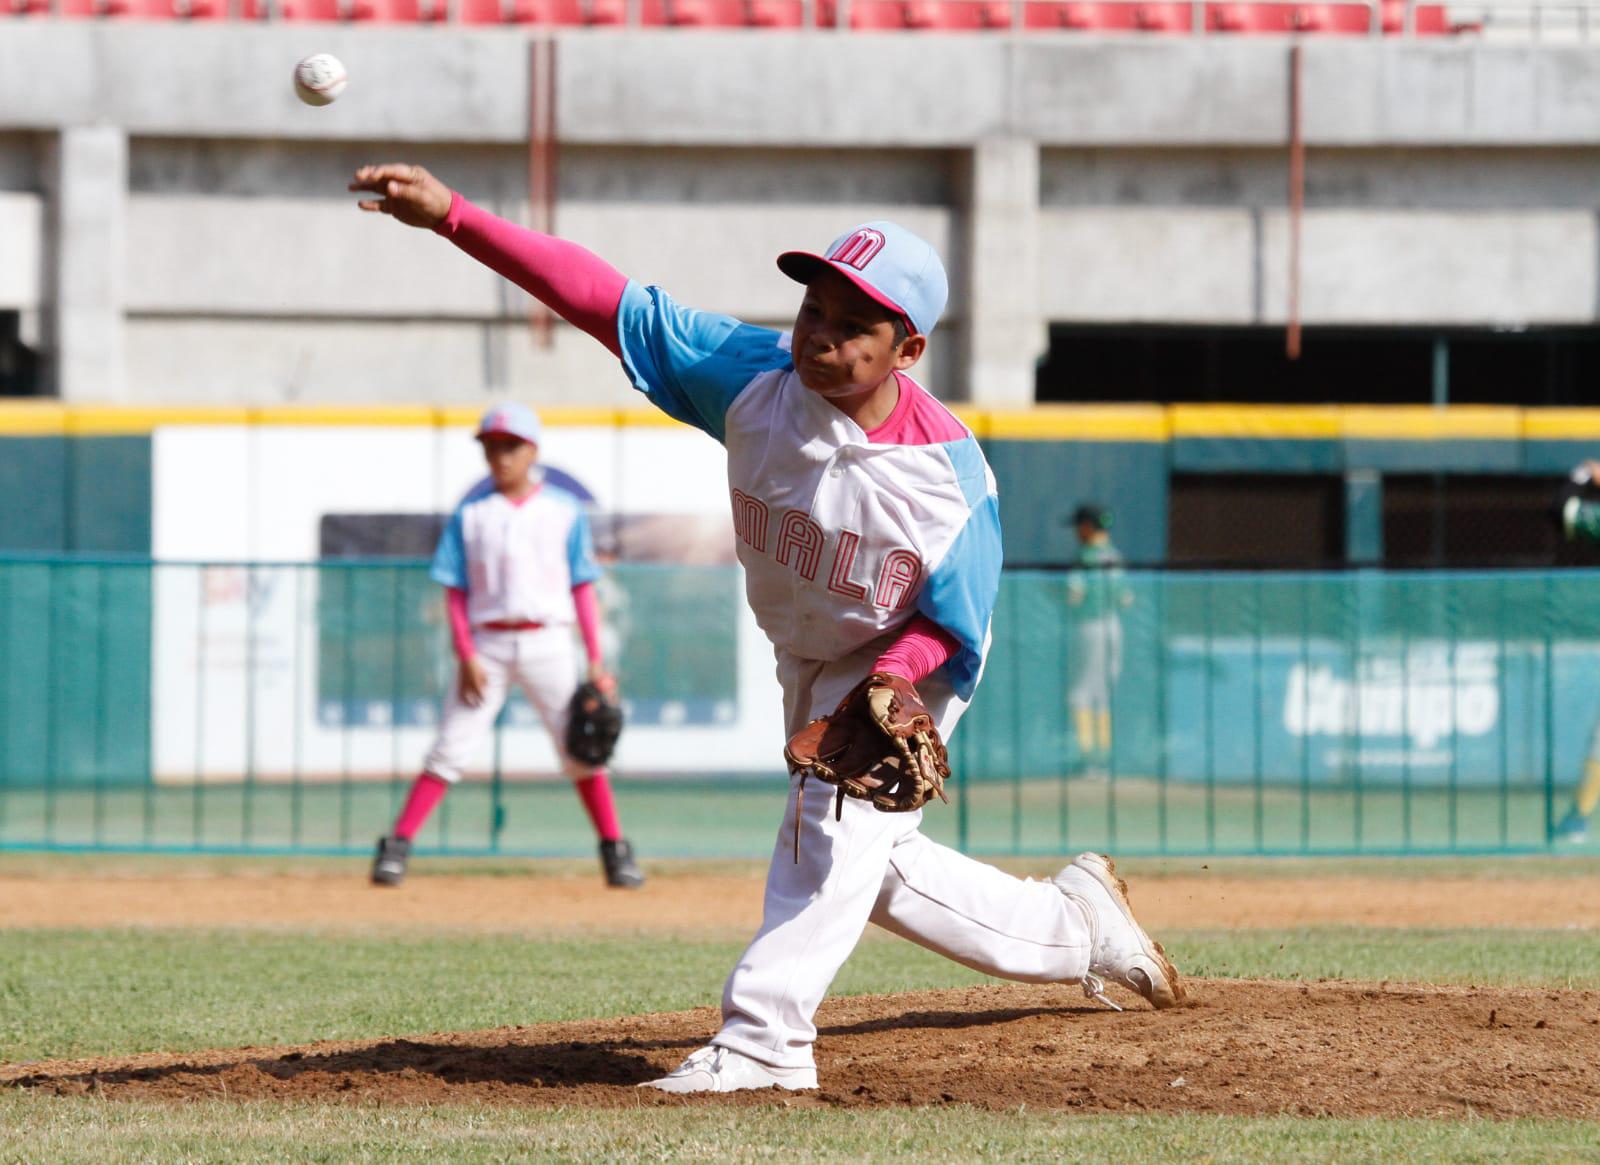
[613,281,1000,699]
[429,475,600,627]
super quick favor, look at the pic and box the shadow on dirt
[9,1004,1080,1096]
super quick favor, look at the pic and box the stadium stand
[5,0,1463,27]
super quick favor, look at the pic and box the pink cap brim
[777,251,916,334]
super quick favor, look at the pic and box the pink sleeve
[434,192,627,358]
[571,581,603,666]
[445,587,475,662]
[873,615,960,684]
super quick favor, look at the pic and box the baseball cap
[475,402,541,445]
[777,221,949,338]
[1070,503,1112,530]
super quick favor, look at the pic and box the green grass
[1,1099,1597,1164]
[6,925,1600,1065]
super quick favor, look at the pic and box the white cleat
[640,1044,819,1094]
[1054,851,1187,1010]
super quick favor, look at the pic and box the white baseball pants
[712,642,1095,1071]
[422,625,591,783]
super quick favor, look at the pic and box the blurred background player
[1553,459,1600,843]
[371,403,643,889]
[1065,503,1133,776]
[348,162,1182,1094]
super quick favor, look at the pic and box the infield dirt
[7,979,1600,1118]
[4,867,1600,931]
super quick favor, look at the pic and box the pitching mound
[8,979,1600,1118]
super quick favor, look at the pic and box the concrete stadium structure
[3,26,1600,406]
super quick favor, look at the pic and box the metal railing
[0,557,1592,858]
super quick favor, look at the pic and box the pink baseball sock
[392,772,449,840]
[575,771,623,842]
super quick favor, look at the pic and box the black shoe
[371,836,411,886]
[599,838,644,888]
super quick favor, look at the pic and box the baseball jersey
[430,476,601,627]
[1070,540,1130,621]
[613,281,1001,700]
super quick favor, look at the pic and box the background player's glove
[784,672,951,826]
[565,681,623,767]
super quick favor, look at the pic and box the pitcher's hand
[587,661,618,700]
[349,164,452,230]
[457,657,490,708]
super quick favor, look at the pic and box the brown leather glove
[784,672,952,852]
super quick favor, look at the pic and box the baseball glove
[565,681,623,767]
[783,672,951,855]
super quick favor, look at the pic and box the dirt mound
[9,979,1600,1118]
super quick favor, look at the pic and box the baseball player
[370,402,644,890]
[1554,460,1600,843]
[349,163,1184,1093]
[1553,735,1599,844]
[1066,503,1133,775]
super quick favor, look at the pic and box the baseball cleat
[370,836,411,886]
[640,1044,818,1093]
[599,837,644,888]
[1552,810,1589,844]
[1054,851,1186,1010]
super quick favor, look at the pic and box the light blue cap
[475,401,541,445]
[777,221,949,337]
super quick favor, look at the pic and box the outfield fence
[0,556,1594,859]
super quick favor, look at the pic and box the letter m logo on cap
[828,228,887,271]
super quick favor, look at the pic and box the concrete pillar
[1345,469,1383,565]
[45,126,126,400]
[958,138,1046,408]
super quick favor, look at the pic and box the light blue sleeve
[615,280,793,444]
[429,507,469,590]
[915,440,1003,702]
[566,506,601,587]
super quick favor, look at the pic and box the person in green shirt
[1554,460,1600,843]
[1066,504,1133,774]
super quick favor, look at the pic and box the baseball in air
[293,53,348,107]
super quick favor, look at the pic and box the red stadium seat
[58,0,225,14]
[1379,0,1455,32]
[3,0,53,14]
[978,0,1013,25]
[239,0,453,18]
[1054,2,1142,29]
[583,0,625,20]
[364,0,448,19]
[1134,1,1191,30]
[455,0,579,18]
[663,0,747,23]
[902,1,1012,28]
[1206,2,1257,30]
[1295,1,1376,31]
[239,0,341,19]
[845,0,906,25]
[745,0,804,25]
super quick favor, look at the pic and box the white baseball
[293,53,348,107]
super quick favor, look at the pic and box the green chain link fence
[1,556,1594,858]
